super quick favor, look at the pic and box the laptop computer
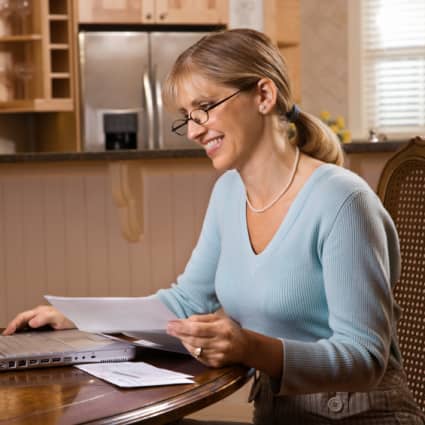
[0,329,136,372]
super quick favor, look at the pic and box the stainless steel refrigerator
[79,31,210,151]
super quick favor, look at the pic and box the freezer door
[79,32,151,151]
[150,32,210,150]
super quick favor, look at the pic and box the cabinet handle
[145,13,152,20]
[159,12,167,20]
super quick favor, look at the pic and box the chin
[210,155,236,172]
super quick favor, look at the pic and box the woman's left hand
[166,310,249,367]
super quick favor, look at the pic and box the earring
[260,104,266,113]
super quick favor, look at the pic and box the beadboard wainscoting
[0,159,217,326]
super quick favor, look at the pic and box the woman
[4,29,424,424]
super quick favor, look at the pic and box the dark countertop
[343,140,407,153]
[0,148,207,163]
[0,141,408,163]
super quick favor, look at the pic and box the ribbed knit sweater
[157,164,402,395]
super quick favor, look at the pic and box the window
[349,0,425,139]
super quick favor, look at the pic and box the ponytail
[292,111,344,166]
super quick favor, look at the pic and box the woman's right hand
[2,306,75,335]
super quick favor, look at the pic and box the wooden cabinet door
[264,0,301,103]
[264,0,300,45]
[276,0,300,45]
[78,0,155,24]
[155,0,228,24]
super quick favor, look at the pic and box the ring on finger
[194,347,203,358]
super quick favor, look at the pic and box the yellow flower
[320,110,331,121]
[335,116,345,129]
[319,110,350,144]
[341,129,352,143]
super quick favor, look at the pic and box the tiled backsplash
[300,0,348,119]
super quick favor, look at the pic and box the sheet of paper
[45,295,177,333]
[76,361,194,388]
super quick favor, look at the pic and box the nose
[187,119,206,141]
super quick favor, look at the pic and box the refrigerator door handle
[154,67,165,149]
[143,69,155,149]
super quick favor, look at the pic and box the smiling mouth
[204,136,223,152]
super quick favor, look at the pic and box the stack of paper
[76,361,194,388]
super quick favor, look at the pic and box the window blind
[362,0,425,135]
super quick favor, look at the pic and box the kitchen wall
[299,0,349,120]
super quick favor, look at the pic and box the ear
[255,78,277,114]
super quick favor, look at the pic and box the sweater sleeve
[275,190,400,395]
[155,178,223,318]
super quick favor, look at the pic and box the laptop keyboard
[0,330,113,357]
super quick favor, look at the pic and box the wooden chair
[377,136,425,411]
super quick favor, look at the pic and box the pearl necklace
[246,147,300,214]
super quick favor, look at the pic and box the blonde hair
[163,29,343,166]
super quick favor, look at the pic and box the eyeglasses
[171,89,243,136]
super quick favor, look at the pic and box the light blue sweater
[157,164,402,395]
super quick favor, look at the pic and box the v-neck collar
[238,163,333,261]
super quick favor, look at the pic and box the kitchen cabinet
[0,0,75,112]
[264,0,301,103]
[0,0,78,153]
[78,0,228,25]
[265,0,300,46]
[78,0,155,24]
[155,0,227,24]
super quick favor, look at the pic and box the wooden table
[0,348,253,425]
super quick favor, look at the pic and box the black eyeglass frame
[171,88,245,136]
